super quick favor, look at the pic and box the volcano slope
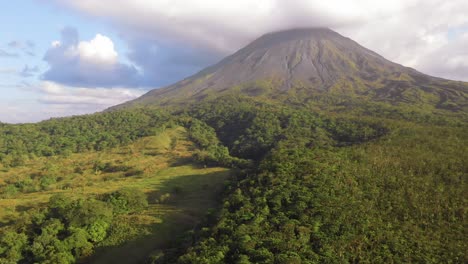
[121,28,466,263]
[0,28,467,264]
[117,28,467,115]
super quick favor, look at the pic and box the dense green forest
[0,118,234,263]
[152,96,467,263]
[0,109,171,167]
[0,94,466,263]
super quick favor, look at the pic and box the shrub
[103,188,148,214]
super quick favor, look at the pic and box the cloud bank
[38,81,145,106]
[0,81,146,123]
[48,0,468,81]
[417,31,468,81]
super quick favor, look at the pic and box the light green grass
[0,126,233,263]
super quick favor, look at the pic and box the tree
[104,188,148,214]
[64,227,94,259]
[0,230,28,263]
[86,220,109,243]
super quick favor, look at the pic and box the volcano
[115,28,468,111]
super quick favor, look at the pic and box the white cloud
[43,27,140,87]
[0,103,99,124]
[48,31,118,64]
[75,34,118,64]
[417,32,468,81]
[50,33,118,65]
[49,0,468,81]
[38,81,145,106]
[0,81,146,123]
[51,40,61,47]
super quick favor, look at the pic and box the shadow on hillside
[0,204,40,228]
[166,156,194,167]
[85,169,232,264]
[0,215,16,228]
[15,204,35,213]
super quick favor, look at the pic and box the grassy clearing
[0,126,233,263]
[89,169,231,264]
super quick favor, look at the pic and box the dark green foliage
[123,169,144,177]
[0,109,170,167]
[1,184,18,198]
[1,93,466,263]
[39,175,57,190]
[188,95,387,161]
[62,199,113,228]
[173,115,467,263]
[103,188,148,214]
[147,96,466,264]
[0,188,148,263]
[231,111,282,159]
[186,118,251,168]
[187,119,220,148]
[326,117,387,144]
[0,230,28,263]
[99,162,133,173]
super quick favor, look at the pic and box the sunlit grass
[0,126,232,263]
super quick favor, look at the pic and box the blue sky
[0,0,141,123]
[1,0,467,123]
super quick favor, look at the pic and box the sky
[1,0,467,123]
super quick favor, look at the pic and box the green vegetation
[157,95,466,263]
[0,90,466,263]
[2,27,467,263]
[0,126,233,263]
[0,109,170,167]
[176,122,466,263]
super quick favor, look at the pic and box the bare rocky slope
[114,28,468,112]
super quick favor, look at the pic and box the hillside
[0,113,234,263]
[116,28,468,113]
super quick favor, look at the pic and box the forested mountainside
[1,94,466,263]
[1,28,467,263]
[164,96,467,263]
